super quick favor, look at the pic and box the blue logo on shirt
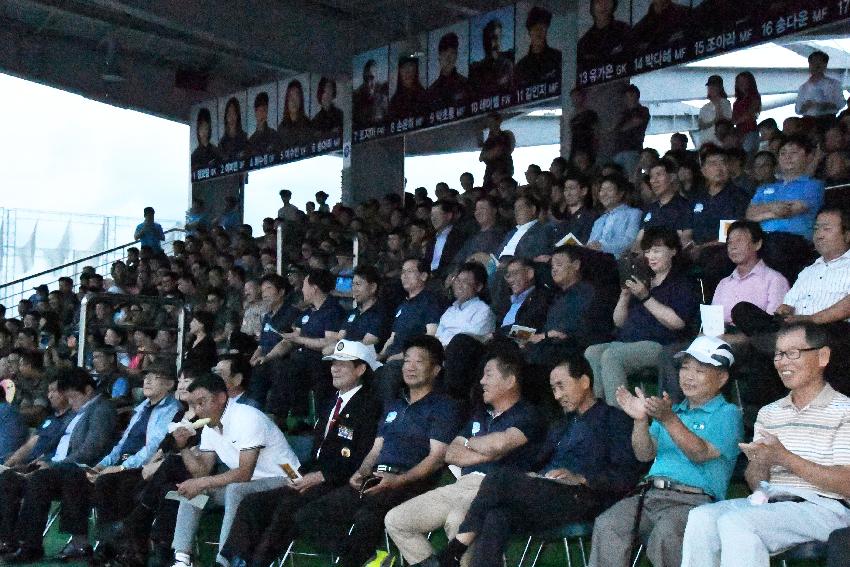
[385,411,398,423]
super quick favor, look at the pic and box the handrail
[0,228,185,291]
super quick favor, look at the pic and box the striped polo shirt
[783,248,850,319]
[754,383,850,499]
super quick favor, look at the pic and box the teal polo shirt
[647,394,743,500]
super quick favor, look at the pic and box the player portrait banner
[190,74,350,182]
[577,0,850,87]
[351,1,565,145]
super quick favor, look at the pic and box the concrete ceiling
[0,0,509,122]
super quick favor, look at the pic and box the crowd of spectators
[0,51,849,567]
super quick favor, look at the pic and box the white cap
[675,335,735,368]
[322,340,382,371]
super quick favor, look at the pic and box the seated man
[1,367,117,563]
[589,336,743,567]
[680,323,850,566]
[425,200,467,280]
[248,274,300,408]
[711,220,789,328]
[385,352,546,567]
[746,134,824,284]
[0,392,26,464]
[33,367,181,560]
[213,354,261,409]
[91,346,132,406]
[220,340,384,567]
[295,336,461,567]
[375,259,443,403]
[268,268,346,424]
[2,378,72,470]
[168,374,300,567]
[438,354,642,567]
[435,262,496,346]
[451,196,508,267]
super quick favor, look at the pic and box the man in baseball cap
[674,335,735,369]
[323,340,382,371]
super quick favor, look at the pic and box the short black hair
[780,134,814,154]
[640,226,682,254]
[353,265,381,287]
[778,322,829,350]
[552,244,582,263]
[57,367,97,394]
[403,257,431,277]
[563,172,591,188]
[808,50,829,64]
[144,207,155,216]
[625,84,640,97]
[219,353,252,390]
[187,373,229,396]
[458,261,488,289]
[555,353,594,389]
[526,6,552,29]
[817,205,850,233]
[192,311,216,334]
[306,268,336,294]
[404,335,445,367]
[260,273,290,294]
[486,351,525,390]
[650,157,678,175]
[254,91,269,108]
[438,32,459,52]
[727,220,765,248]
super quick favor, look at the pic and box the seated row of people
[0,324,847,567]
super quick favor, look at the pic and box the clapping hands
[616,387,675,423]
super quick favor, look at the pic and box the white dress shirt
[783,248,850,318]
[436,297,496,345]
[499,220,538,258]
[795,75,845,117]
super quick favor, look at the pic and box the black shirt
[569,109,599,157]
[342,303,389,346]
[691,183,749,244]
[641,193,693,231]
[577,20,632,69]
[514,46,562,89]
[312,105,344,135]
[388,290,444,357]
[613,105,650,153]
[248,124,279,155]
[460,399,547,475]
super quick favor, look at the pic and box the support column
[560,3,579,159]
[348,136,406,205]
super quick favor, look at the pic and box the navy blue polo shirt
[540,402,640,492]
[388,290,443,356]
[296,296,346,339]
[691,183,749,244]
[259,302,301,354]
[376,391,461,471]
[460,399,546,475]
[29,411,74,462]
[543,281,595,335]
[616,272,700,344]
[342,303,389,344]
[641,193,693,231]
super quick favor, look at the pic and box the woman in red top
[732,71,762,156]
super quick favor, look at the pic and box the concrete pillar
[348,136,406,205]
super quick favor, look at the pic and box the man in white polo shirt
[681,322,850,566]
[169,373,300,567]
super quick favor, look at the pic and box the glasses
[773,347,821,361]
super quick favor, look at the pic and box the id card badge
[337,425,354,440]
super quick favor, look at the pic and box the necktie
[326,396,343,438]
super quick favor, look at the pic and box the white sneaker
[171,551,193,567]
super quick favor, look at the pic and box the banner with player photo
[190,74,351,182]
[576,0,850,87]
[351,0,565,145]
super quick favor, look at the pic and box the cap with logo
[675,335,735,368]
[322,339,382,371]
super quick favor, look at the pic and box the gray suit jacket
[63,395,118,466]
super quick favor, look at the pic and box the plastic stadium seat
[516,521,594,567]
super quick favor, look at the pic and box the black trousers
[90,468,145,525]
[0,470,27,543]
[295,481,436,567]
[15,463,91,550]
[222,483,335,566]
[373,360,404,407]
[761,231,816,287]
[457,469,603,567]
[827,527,850,567]
[268,349,332,420]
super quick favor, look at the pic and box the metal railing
[0,228,185,306]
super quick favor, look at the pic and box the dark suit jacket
[498,221,553,261]
[305,386,382,487]
[63,394,117,466]
[496,286,552,336]
[425,225,468,279]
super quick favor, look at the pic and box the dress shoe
[55,542,94,562]
[4,546,45,564]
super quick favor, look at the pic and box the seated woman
[586,174,642,258]
[322,265,389,355]
[585,227,700,406]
